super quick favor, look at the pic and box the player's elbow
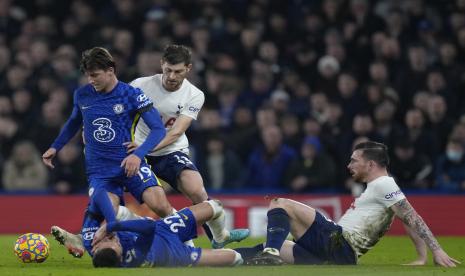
[167,129,183,139]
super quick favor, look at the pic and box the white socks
[116,206,142,221]
[205,200,229,242]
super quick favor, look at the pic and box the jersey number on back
[92,118,116,142]
[163,213,186,233]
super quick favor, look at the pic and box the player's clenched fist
[42,148,57,169]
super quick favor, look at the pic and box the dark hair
[162,44,192,65]
[80,47,116,73]
[92,248,121,268]
[354,141,389,167]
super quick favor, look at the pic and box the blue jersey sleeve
[81,210,103,256]
[107,219,156,236]
[133,107,166,159]
[129,88,153,111]
[51,90,83,151]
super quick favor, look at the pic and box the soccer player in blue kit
[42,47,175,255]
[77,200,243,267]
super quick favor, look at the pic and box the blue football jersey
[81,211,149,267]
[74,82,152,177]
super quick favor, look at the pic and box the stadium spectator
[285,136,337,192]
[199,134,242,191]
[2,140,48,191]
[1,0,465,192]
[426,95,455,152]
[435,138,465,192]
[389,140,433,189]
[244,125,297,189]
[224,106,257,163]
[400,108,437,160]
[50,143,86,194]
[279,113,302,152]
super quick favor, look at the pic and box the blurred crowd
[1,0,465,195]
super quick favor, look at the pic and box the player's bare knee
[269,197,286,209]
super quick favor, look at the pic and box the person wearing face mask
[435,138,465,192]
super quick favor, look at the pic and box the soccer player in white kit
[241,141,459,267]
[127,44,248,248]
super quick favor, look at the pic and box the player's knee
[147,199,172,217]
[184,185,208,204]
[205,199,223,219]
[226,249,243,266]
[269,197,287,209]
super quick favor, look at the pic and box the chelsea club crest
[113,104,124,114]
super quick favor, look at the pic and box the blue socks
[265,208,290,251]
[89,189,116,223]
[235,243,264,260]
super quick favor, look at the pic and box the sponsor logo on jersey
[176,104,183,115]
[88,187,94,197]
[384,190,403,199]
[137,102,151,109]
[113,104,124,114]
[137,94,148,102]
[82,227,98,232]
[190,251,199,261]
[188,106,200,113]
[82,231,95,241]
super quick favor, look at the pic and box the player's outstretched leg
[51,226,85,258]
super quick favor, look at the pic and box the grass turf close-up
[0,235,464,276]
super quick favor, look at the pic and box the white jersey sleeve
[338,176,405,258]
[181,91,204,120]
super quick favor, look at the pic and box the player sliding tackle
[54,200,245,267]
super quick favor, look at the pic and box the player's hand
[402,258,427,266]
[121,154,141,177]
[123,141,139,153]
[42,148,57,169]
[432,249,461,267]
[91,224,108,246]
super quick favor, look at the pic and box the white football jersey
[338,176,405,258]
[130,74,205,156]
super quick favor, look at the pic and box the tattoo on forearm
[394,199,441,251]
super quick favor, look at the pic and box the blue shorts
[88,162,161,203]
[146,208,202,267]
[293,212,356,265]
[146,151,198,191]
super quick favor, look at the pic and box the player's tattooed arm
[391,199,441,251]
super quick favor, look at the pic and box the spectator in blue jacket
[244,125,297,189]
[435,138,465,192]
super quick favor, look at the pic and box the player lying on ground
[53,200,247,267]
[52,197,249,259]
[236,141,459,267]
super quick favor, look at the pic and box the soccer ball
[14,233,50,263]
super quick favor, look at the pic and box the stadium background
[0,0,465,234]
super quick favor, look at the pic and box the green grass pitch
[1,235,464,276]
